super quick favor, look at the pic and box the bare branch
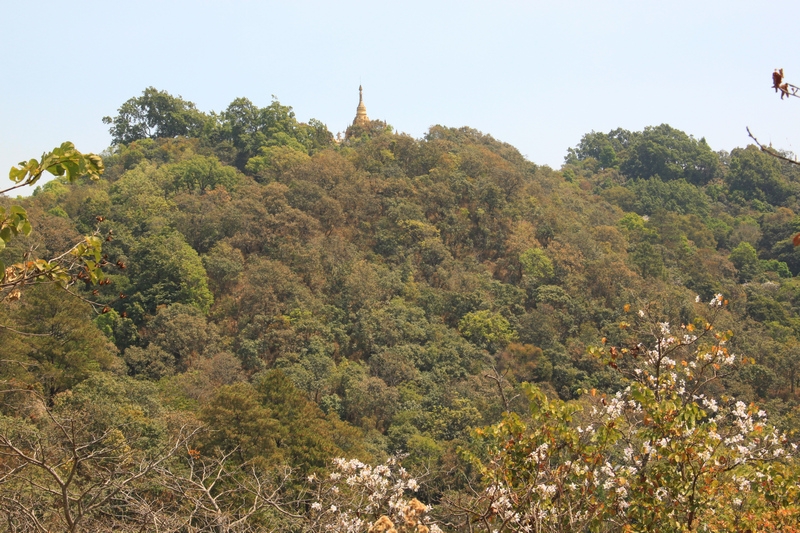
[483,367,518,412]
[746,126,800,166]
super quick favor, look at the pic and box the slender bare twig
[746,126,800,166]
[0,182,35,197]
[483,367,519,412]
[0,324,53,337]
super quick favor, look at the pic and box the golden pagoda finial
[353,85,369,126]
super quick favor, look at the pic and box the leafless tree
[152,447,304,533]
[0,393,201,533]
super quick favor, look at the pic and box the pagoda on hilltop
[342,85,388,140]
[353,85,369,126]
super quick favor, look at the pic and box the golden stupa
[353,85,369,126]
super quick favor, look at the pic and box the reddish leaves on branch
[772,68,800,99]
[774,68,790,99]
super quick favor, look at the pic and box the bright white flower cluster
[307,456,441,533]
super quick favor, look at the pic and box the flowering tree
[447,294,799,532]
[145,453,441,533]
[301,457,442,533]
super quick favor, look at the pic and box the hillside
[0,88,799,531]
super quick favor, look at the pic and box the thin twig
[0,182,34,197]
[777,81,800,99]
[0,324,53,337]
[746,126,800,166]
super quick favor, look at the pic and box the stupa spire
[353,85,369,126]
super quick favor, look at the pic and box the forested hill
[1,88,800,530]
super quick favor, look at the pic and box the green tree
[165,154,240,193]
[620,124,721,185]
[727,145,795,205]
[140,303,220,370]
[218,97,311,171]
[0,285,118,401]
[626,177,711,217]
[128,231,213,318]
[245,144,311,182]
[103,87,208,145]
[519,247,554,287]
[201,370,365,472]
[200,381,282,466]
[123,344,175,380]
[729,241,762,282]
[202,241,244,295]
[108,161,175,236]
[458,309,518,352]
[565,129,634,169]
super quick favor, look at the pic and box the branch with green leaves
[1,143,109,306]
[2,142,103,196]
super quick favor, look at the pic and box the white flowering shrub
[301,456,442,533]
[449,295,800,532]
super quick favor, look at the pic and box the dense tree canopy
[2,88,800,531]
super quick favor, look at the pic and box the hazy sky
[2,0,799,193]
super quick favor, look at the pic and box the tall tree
[103,87,208,145]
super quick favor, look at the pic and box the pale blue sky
[2,0,799,193]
